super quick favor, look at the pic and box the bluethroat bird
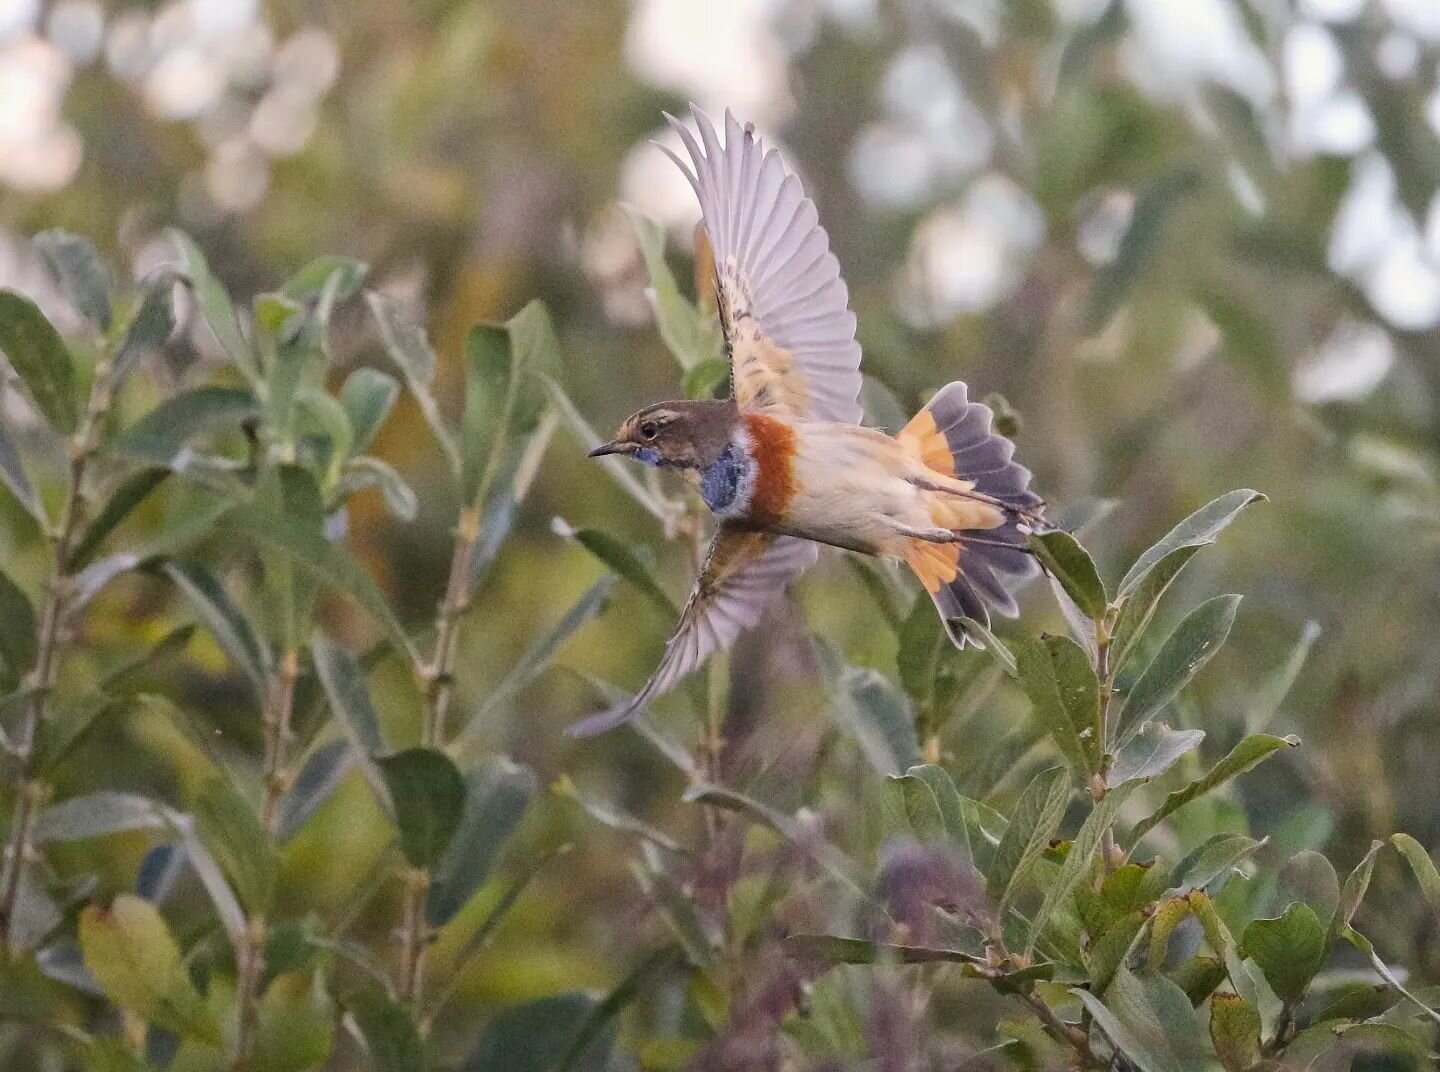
[569,107,1045,737]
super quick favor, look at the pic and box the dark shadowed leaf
[79,895,222,1045]
[1240,901,1327,1004]
[340,368,400,455]
[426,757,537,925]
[1114,595,1241,748]
[346,986,425,1072]
[192,776,276,913]
[161,560,270,697]
[1012,633,1101,780]
[987,767,1070,914]
[69,469,170,570]
[35,230,111,331]
[1072,965,1209,1072]
[0,566,37,688]
[1109,723,1205,785]
[113,273,177,386]
[112,386,259,464]
[1029,530,1106,620]
[1132,734,1298,841]
[1168,956,1225,1006]
[0,420,43,522]
[1117,490,1265,599]
[464,991,601,1072]
[836,668,921,776]
[1336,839,1384,936]
[378,748,466,869]
[1392,833,1440,912]
[1209,992,1262,1072]
[33,791,167,843]
[0,289,77,432]
[567,526,677,616]
[784,934,985,966]
[278,739,351,840]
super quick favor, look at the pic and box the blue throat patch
[698,442,745,513]
[631,446,663,467]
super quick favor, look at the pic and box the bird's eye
[639,421,659,440]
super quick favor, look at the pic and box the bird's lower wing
[566,527,818,737]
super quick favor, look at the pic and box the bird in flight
[568,107,1045,737]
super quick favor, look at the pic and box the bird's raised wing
[566,526,818,737]
[660,107,863,424]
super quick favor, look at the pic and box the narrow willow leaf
[784,934,985,966]
[1109,723,1205,785]
[111,385,259,464]
[224,502,417,663]
[1114,595,1241,748]
[1209,992,1263,1072]
[565,524,677,616]
[986,767,1070,914]
[169,229,256,384]
[1071,965,1209,1072]
[192,776,277,913]
[426,757,537,925]
[1336,839,1385,935]
[623,205,722,370]
[1339,927,1440,1028]
[366,290,460,474]
[1117,490,1265,599]
[633,862,715,968]
[1239,902,1327,1004]
[281,255,368,303]
[559,778,684,853]
[959,616,1019,676]
[79,895,222,1045]
[33,791,168,843]
[377,747,466,869]
[836,668,921,776]
[1392,833,1440,912]
[68,469,169,570]
[161,560,270,697]
[464,991,601,1072]
[0,567,37,688]
[1029,530,1106,620]
[341,457,418,521]
[0,289,78,431]
[340,367,400,455]
[1014,633,1103,780]
[35,230,111,331]
[1173,833,1264,891]
[554,947,685,1072]
[346,986,425,1072]
[1131,734,1298,841]
[0,420,43,522]
[113,272,177,386]
[1026,783,1136,956]
[311,634,390,808]
[1247,620,1320,733]
[278,739,351,840]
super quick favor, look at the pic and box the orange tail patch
[902,538,960,593]
[897,408,956,478]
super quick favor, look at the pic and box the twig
[0,355,115,952]
[1016,989,1103,1069]
[1094,611,1120,872]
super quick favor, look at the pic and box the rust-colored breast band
[742,412,797,526]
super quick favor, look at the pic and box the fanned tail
[897,382,1044,646]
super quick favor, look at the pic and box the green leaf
[192,776,277,913]
[377,748,466,869]
[340,367,400,454]
[567,525,677,616]
[0,419,43,522]
[860,374,908,433]
[1071,965,1209,1072]
[1336,839,1384,935]
[883,773,946,844]
[112,385,259,464]
[426,757,537,925]
[366,290,460,474]
[835,668,921,776]
[1131,734,1298,841]
[1029,530,1106,620]
[113,272,177,386]
[681,356,729,399]
[78,895,222,1046]
[1173,833,1265,891]
[1224,947,1284,1042]
[345,986,426,1072]
[68,468,169,570]
[1012,634,1102,780]
[1393,834,1440,912]
[463,991,600,1072]
[281,255,368,303]
[253,971,334,1072]
[1109,723,1205,785]
[1167,956,1225,1006]
[223,501,417,664]
[1246,620,1320,734]
[1147,896,1192,970]
[783,934,985,966]
[1208,992,1263,1072]
[1280,850,1340,930]
[904,763,973,862]
[161,560,270,698]
[169,229,255,379]
[340,456,417,521]
[460,303,554,504]
[0,290,78,432]
[33,790,167,842]
[1026,783,1136,956]
[1239,901,1327,1005]
[35,230,111,331]
[896,592,949,708]
[1114,595,1241,748]
[0,566,37,689]
[1338,927,1440,1028]
[1117,490,1265,600]
[622,205,722,370]
[959,616,1019,676]
[986,767,1071,914]
[278,739,351,839]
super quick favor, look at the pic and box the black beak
[588,441,623,458]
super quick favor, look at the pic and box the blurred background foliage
[4,0,1440,1068]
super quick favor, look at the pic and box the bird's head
[588,399,738,469]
